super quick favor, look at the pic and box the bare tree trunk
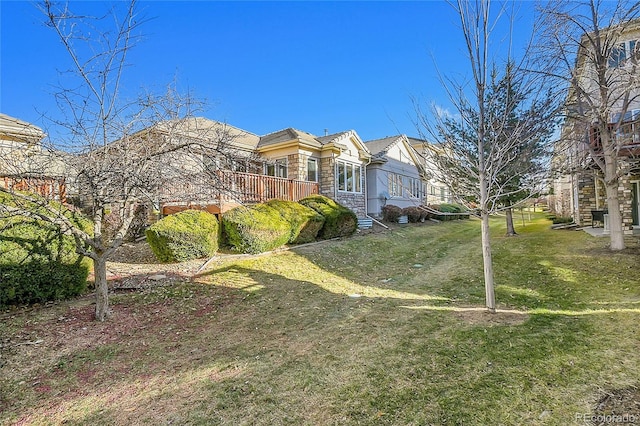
[93,255,110,321]
[505,202,517,236]
[605,182,625,251]
[480,211,496,313]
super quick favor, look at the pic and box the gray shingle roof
[364,135,403,157]
[258,127,322,148]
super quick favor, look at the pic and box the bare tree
[415,1,558,312]
[540,0,640,251]
[0,1,256,321]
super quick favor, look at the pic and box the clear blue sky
[1,1,536,143]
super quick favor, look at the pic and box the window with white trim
[337,161,362,193]
[609,39,639,67]
[307,158,318,182]
[388,173,403,197]
[265,158,287,178]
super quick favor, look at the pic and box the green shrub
[222,205,291,254]
[402,206,428,223]
[299,195,357,239]
[381,204,402,223]
[431,203,468,221]
[263,200,325,244]
[146,209,219,262]
[0,193,90,307]
[551,216,574,224]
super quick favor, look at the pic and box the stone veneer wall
[577,174,597,225]
[287,153,304,181]
[336,192,366,218]
[577,170,635,233]
[319,157,335,198]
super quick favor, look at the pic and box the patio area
[582,226,640,237]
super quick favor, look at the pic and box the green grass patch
[2,214,640,425]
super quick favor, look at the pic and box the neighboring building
[407,137,453,205]
[0,113,66,200]
[552,20,640,232]
[364,135,426,217]
[258,128,371,216]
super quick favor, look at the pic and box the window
[307,158,318,182]
[408,178,424,199]
[613,109,640,145]
[609,39,639,67]
[337,161,362,193]
[388,174,424,198]
[388,173,403,197]
[265,158,287,178]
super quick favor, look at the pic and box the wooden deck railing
[160,170,319,207]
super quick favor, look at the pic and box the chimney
[324,128,328,136]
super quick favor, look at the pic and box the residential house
[364,135,426,217]
[407,136,454,205]
[0,113,66,200]
[552,19,640,232]
[257,128,371,216]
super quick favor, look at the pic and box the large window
[388,173,403,197]
[609,39,638,67]
[307,158,318,182]
[337,161,362,193]
[265,158,287,178]
[388,173,424,199]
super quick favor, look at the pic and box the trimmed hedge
[146,209,219,262]
[222,205,291,254]
[381,204,402,223]
[299,195,357,239]
[431,203,469,221]
[0,193,90,307]
[263,199,325,244]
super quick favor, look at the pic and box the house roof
[0,113,45,144]
[149,117,260,151]
[365,135,403,157]
[258,128,321,149]
[258,128,371,159]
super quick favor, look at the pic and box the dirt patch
[452,308,529,326]
[592,385,640,423]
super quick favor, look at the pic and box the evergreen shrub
[0,193,90,306]
[146,209,219,262]
[222,205,290,254]
[299,195,357,239]
[263,199,325,244]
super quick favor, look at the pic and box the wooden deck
[160,170,319,215]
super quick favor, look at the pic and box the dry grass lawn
[1,214,639,425]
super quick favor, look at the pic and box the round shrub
[402,206,428,223]
[298,195,357,239]
[381,204,402,223]
[146,209,219,262]
[0,194,90,307]
[222,205,291,254]
[263,199,325,244]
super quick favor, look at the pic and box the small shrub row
[147,195,357,258]
[381,205,430,223]
[430,203,470,221]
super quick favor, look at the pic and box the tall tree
[539,0,640,250]
[0,1,252,321]
[416,1,558,312]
